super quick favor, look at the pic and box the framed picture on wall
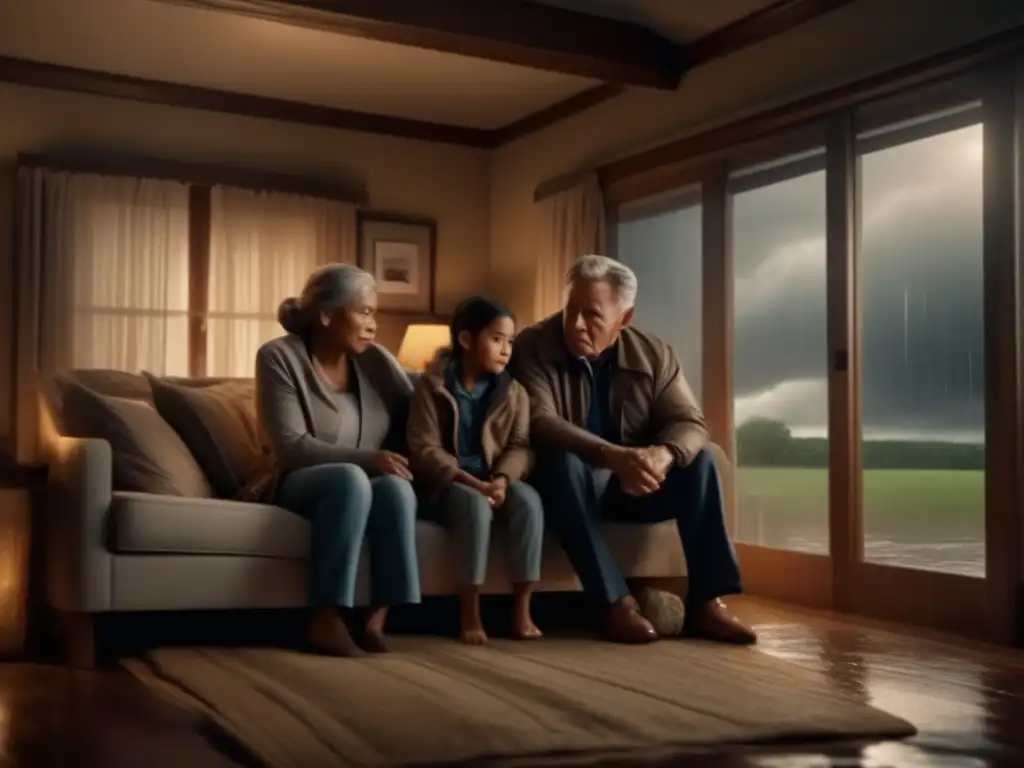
[357,211,436,313]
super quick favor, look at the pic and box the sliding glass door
[836,75,1018,640]
[726,141,835,606]
[608,67,1021,641]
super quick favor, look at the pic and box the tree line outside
[735,417,984,470]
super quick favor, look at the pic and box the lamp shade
[396,324,450,372]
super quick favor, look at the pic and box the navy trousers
[530,448,742,610]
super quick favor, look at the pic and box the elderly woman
[255,263,421,657]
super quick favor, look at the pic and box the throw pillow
[57,376,213,498]
[145,374,271,499]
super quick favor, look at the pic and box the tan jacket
[509,313,708,467]
[406,354,534,502]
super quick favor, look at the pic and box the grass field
[734,467,985,560]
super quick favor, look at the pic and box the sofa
[39,369,688,666]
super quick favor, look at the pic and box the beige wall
[488,0,1024,320]
[0,83,491,449]
[4,0,1024,451]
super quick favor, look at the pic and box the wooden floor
[6,597,1024,767]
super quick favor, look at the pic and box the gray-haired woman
[255,263,421,657]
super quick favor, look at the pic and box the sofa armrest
[45,436,113,613]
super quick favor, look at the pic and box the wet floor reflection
[732,600,1024,768]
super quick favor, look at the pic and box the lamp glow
[396,324,450,372]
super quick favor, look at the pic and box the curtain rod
[17,151,368,205]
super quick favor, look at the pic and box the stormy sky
[617,124,985,444]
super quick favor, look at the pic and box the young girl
[407,296,543,645]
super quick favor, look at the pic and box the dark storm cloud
[623,124,985,437]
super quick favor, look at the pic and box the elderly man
[511,254,756,645]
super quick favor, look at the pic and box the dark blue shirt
[445,361,494,479]
[580,348,618,443]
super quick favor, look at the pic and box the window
[205,186,355,377]
[857,120,986,577]
[65,175,355,378]
[70,175,192,376]
[615,186,703,403]
[730,151,829,553]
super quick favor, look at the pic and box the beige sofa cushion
[110,492,308,558]
[58,377,213,498]
[145,374,271,498]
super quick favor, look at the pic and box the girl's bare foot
[460,624,489,645]
[513,615,543,640]
[460,587,486,645]
[512,582,542,640]
[308,607,363,657]
[359,605,390,653]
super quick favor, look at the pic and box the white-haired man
[510,254,756,645]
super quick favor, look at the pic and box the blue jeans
[420,482,544,586]
[529,449,742,611]
[275,463,421,608]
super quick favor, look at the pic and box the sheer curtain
[533,173,605,321]
[206,186,357,377]
[70,175,191,375]
[13,168,190,461]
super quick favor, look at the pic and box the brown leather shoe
[605,596,659,644]
[684,598,757,645]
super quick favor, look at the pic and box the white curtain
[533,173,605,321]
[206,186,357,377]
[14,168,190,462]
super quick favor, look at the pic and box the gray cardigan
[246,334,413,500]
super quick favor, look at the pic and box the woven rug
[124,636,914,767]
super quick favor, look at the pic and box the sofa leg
[61,612,97,669]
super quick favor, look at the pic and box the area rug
[124,636,915,767]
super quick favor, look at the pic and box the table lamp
[396,323,450,372]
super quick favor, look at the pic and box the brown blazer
[406,354,533,502]
[509,313,708,467]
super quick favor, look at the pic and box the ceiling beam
[491,83,625,147]
[0,55,493,147]
[489,0,862,147]
[685,0,861,66]
[153,0,687,90]
[0,1,872,152]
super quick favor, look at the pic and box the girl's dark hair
[449,296,515,358]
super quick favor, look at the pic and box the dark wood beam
[0,0,909,153]
[0,55,492,148]
[489,0,860,147]
[490,83,625,147]
[686,0,861,66]
[154,0,686,90]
